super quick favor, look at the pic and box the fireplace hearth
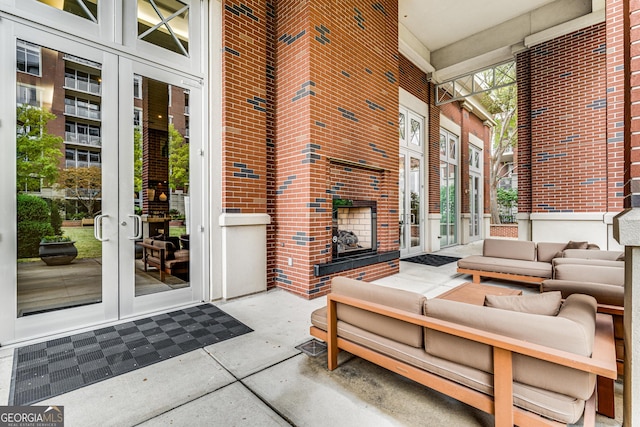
[332,199,377,259]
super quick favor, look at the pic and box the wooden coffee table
[437,282,522,305]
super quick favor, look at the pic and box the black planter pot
[39,241,78,266]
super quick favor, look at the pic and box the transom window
[137,0,190,56]
[16,40,41,76]
[399,108,423,148]
[469,144,482,173]
[37,0,98,22]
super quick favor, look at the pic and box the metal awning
[435,60,516,105]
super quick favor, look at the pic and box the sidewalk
[0,243,623,426]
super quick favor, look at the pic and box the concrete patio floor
[0,241,624,426]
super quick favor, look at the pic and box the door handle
[128,214,142,240]
[94,214,109,241]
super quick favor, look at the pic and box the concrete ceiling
[399,0,604,82]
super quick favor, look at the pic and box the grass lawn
[18,225,188,262]
[63,226,101,259]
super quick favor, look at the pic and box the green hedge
[17,194,53,258]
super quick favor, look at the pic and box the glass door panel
[410,157,421,249]
[399,152,423,256]
[1,25,119,343]
[118,60,202,317]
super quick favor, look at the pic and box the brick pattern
[222,1,267,214]
[627,0,640,207]
[490,224,518,239]
[266,1,277,288]
[399,54,428,102]
[516,51,532,213]
[428,90,441,214]
[528,24,608,213]
[607,0,625,211]
[271,0,399,298]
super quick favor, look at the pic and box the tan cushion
[484,291,562,316]
[566,241,588,249]
[331,277,426,348]
[457,256,552,278]
[424,295,596,400]
[554,264,624,286]
[562,249,624,261]
[552,258,624,269]
[483,239,536,261]
[536,242,569,262]
[542,280,624,307]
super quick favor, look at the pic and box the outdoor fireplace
[332,199,377,259]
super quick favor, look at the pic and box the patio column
[614,0,640,423]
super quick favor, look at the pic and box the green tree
[17,193,53,258]
[58,166,102,217]
[168,123,189,191]
[480,66,518,224]
[16,105,63,191]
[497,188,518,222]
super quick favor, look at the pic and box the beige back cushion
[536,242,568,262]
[483,239,536,261]
[484,291,562,316]
[562,249,624,261]
[424,294,597,399]
[332,277,426,348]
[554,264,625,286]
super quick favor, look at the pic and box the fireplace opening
[332,199,377,259]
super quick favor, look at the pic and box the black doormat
[9,304,252,406]
[402,254,461,267]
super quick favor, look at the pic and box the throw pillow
[587,243,600,250]
[565,240,588,249]
[617,252,625,262]
[484,291,562,316]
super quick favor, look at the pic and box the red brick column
[272,0,399,298]
[221,1,267,214]
[607,0,626,211]
[516,51,532,215]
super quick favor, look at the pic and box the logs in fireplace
[332,199,377,259]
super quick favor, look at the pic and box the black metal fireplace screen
[332,199,377,259]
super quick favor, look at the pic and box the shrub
[17,194,53,258]
[18,221,54,258]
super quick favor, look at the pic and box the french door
[0,22,204,344]
[399,153,423,256]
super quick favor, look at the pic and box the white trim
[529,212,606,221]
[398,23,435,74]
[440,114,461,137]
[219,213,271,227]
[524,9,605,48]
[399,87,428,118]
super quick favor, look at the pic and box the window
[134,75,143,99]
[64,96,101,120]
[16,40,41,76]
[137,0,190,56]
[65,67,101,95]
[37,0,98,22]
[65,121,101,146]
[133,108,142,128]
[65,148,101,168]
[16,85,40,107]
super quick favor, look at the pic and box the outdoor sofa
[309,277,617,426]
[138,237,189,281]
[456,239,623,286]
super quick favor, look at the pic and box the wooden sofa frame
[310,293,617,427]
[138,241,188,281]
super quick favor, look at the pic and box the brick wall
[516,51,532,213]
[606,0,625,211]
[271,0,399,298]
[221,1,267,214]
[525,24,609,213]
[489,224,518,239]
[628,0,640,207]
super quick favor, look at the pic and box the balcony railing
[64,77,101,95]
[64,104,101,121]
[65,132,101,147]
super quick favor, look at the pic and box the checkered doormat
[9,304,252,406]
